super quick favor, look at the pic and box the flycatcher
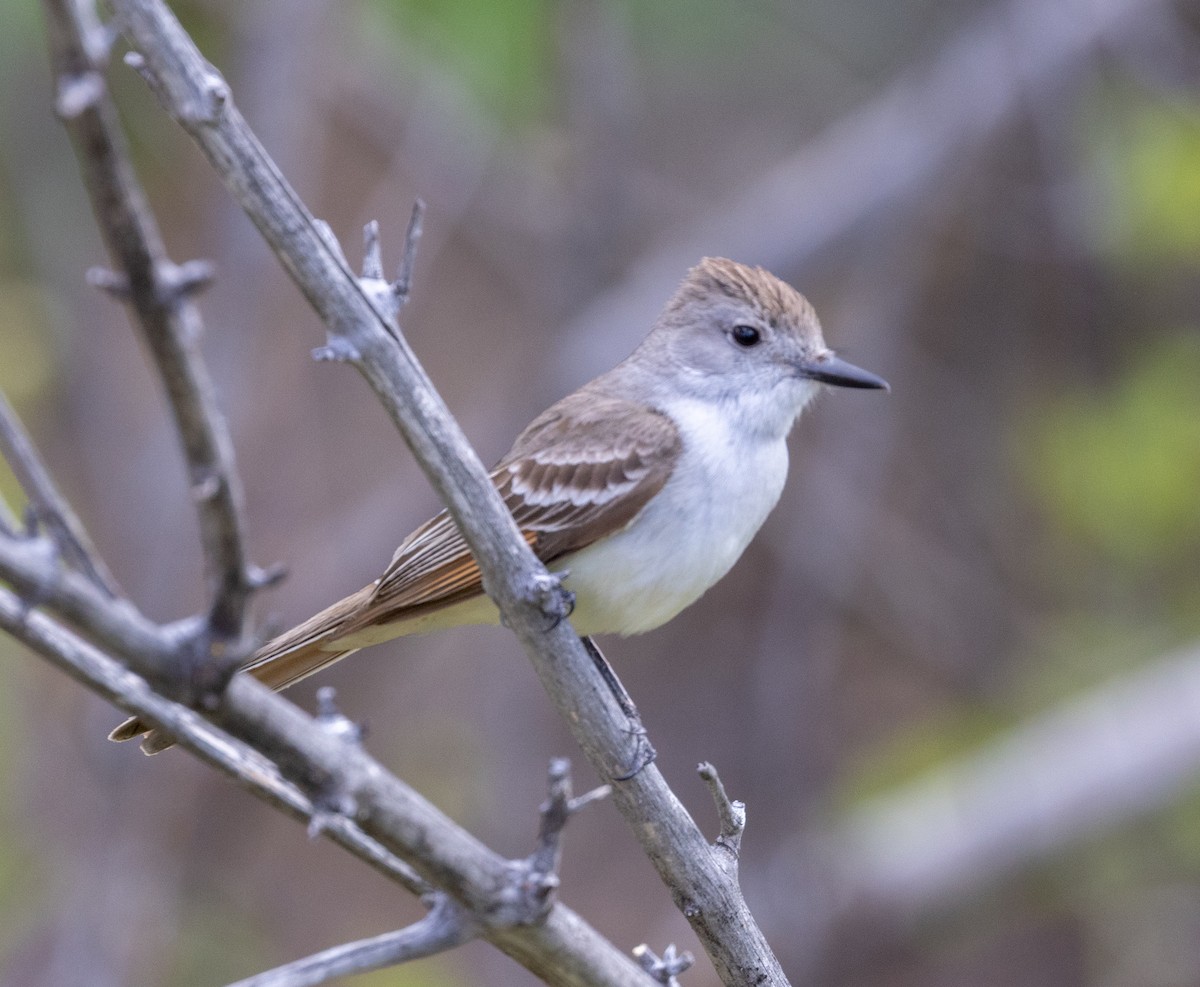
[113,257,887,752]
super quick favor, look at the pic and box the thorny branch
[44,0,276,646]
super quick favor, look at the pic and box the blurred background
[2,0,1200,984]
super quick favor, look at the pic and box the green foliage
[835,704,1007,808]
[353,956,469,987]
[1023,334,1200,569]
[0,648,45,969]
[164,900,269,987]
[1092,91,1200,262]
[0,3,41,85]
[364,0,555,126]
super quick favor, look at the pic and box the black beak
[798,354,889,391]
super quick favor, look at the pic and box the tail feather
[109,584,376,754]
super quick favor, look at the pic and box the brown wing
[109,394,680,751]
[339,393,682,634]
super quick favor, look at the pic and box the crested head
[604,257,886,438]
[672,257,821,338]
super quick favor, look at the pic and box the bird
[111,257,887,753]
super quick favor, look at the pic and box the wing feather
[342,393,681,633]
[111,393,681,750]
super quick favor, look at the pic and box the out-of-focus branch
[43,0,272,642]
[557,0,1168,377]
[110,1,790,983]
[227,896,477,987]
[830,642,1200,916]
[0,495,19,537]
[0,389,120,595]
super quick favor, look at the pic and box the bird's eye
[731,324,761,347]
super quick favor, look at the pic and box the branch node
[523,570,574,630]
[307,802,357,840]
[493,757,606,927]
[569,783,613,814]
[151,616,246,714]
[86,266,131,299]
[55,70,105,119]
[248,562,287,591]
[312,336,361,364]
[122,48,151,80]
[159,258,216,302]
[181,71,230,125]
[191,471,222,504]
[315,686,365,746]
[360,275,401,322]
[633,943,695,985]
[698,762,746,858]
[361,220,384,280]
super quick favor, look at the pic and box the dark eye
[731,324,761,347]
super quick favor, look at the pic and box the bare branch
[0,575,653,986]
[360,220,384,280]
[226,895,477,987]
[109,2,790,982]
[394,198,425,302]
[633,944,694,987]
[698,762,745,859]
[0,389,120,595]
[313,685,365,746]
[530,757,574,886]
[521,758,611,918]
[43,0,268,642]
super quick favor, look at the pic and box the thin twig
[698,762,745,859]
[0,389,120,596]
[531,758,611,881]
[43,0,271,642]
[110,3,788,982]
[226,894,476,987]
[633,944,694,987]
[394,198,425,302]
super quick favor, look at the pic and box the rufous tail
[109,584,375,755]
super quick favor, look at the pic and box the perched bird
[112,257,887,752]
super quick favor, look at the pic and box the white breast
[564,396,791,635]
